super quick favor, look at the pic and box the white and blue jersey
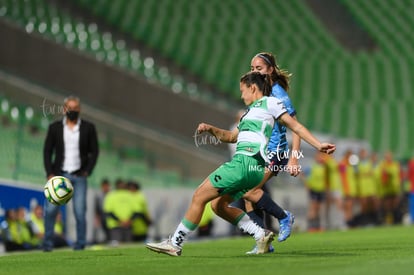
[267,83,296,154]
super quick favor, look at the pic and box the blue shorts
[267,150,289,176]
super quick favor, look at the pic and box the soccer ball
[44,176,74,205]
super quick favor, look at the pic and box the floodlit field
[1,226,413,275]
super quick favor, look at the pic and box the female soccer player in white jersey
[235,52,301,254]
[146,71,335,256]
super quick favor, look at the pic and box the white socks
[237,214,265,241]
[171,219,197,248]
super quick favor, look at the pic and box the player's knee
[210,200,219,214]
[211,197,231,215]
[243,189,261,202]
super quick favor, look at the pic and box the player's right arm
[197,123,239,143]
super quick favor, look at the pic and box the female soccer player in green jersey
[146,71,335,256]
[235,52,300,254]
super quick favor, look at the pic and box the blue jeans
[43,173,87,250]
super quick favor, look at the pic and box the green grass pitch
[1,226,413,275]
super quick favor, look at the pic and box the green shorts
[208,153,265,200]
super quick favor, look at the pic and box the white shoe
[146,238,182,256]
[255,230,275,254]
[246,244,275,255]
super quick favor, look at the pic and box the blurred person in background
[370,152,383,223]
[379,151,402,224]
[1,209,22,251]
[338,150,358,228]
[104,179,135,245]
[128,180,152,242]
[325,154,345,229]
[1,209,17,251]
[303,152,328,232]
[28,205,44,247]
[93,178,111,244]
[29,205,68,248]
[355,149,381,226]
[43,96,99,251]
[1,208,34,252]
[16,207,36,250]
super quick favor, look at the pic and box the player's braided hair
[254,52,291,91]
[240,71,272,96]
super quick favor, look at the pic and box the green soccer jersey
[236,96,287,162]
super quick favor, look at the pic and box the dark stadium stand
[0,0,228,104]
[0,0,412,162]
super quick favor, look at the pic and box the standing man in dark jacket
[43,96,99,251]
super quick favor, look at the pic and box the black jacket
[43,119,99,177]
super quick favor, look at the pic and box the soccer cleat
[146,238,182,257]
[278,210,295,242]
[255,230,275,254]
[245,244,275,255]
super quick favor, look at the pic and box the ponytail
[262,74,272,96]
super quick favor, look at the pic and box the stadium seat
[2,0,414,159]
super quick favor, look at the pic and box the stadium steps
[0,0,230,105]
